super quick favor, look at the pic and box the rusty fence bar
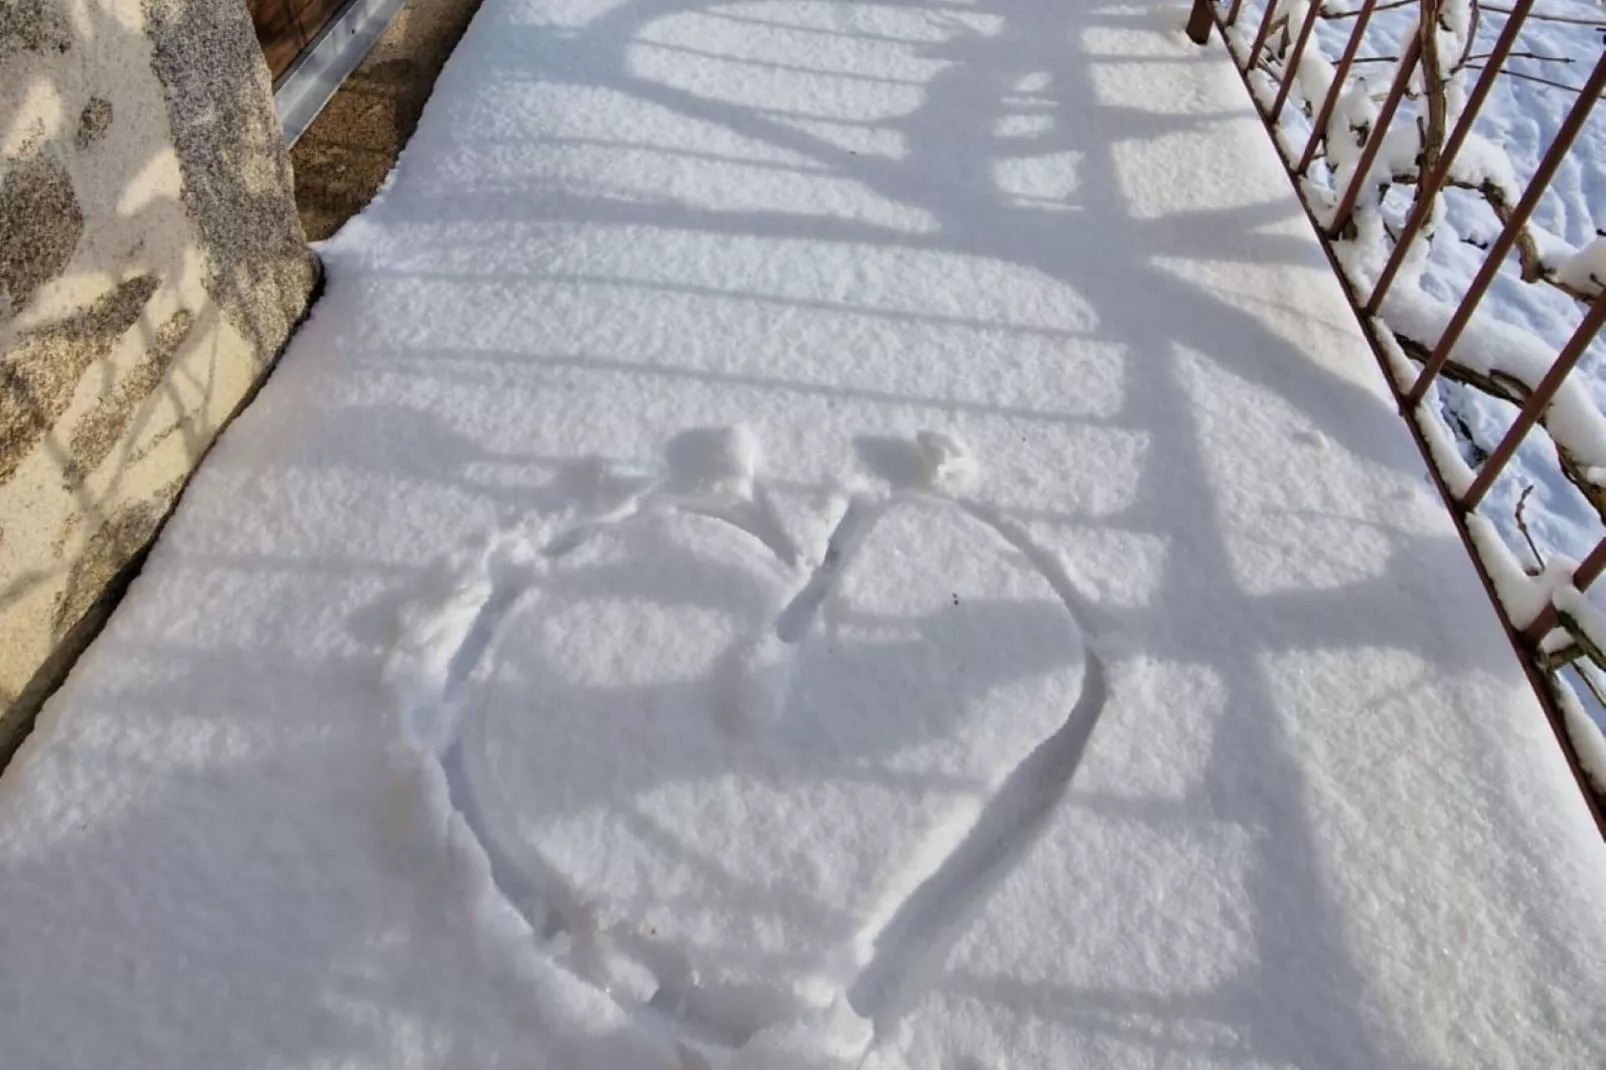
[1187,0,1606,834]
[1528,538,1606,643]
[1461,291,1606,512]
[1296,0,1378,175]
[1365,0,1537,315]
[1407,49,1606,406]
[1574,540,1606,591]
[1247,0,1286,69]
[1270,0,1324,122]
[1327,32,1422,237]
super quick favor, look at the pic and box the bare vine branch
[1576,661,1606,709]
[1395,335,1606,530]
[1467,50,1576,63]
[1465,64,1604,95]
[1481,3,1606,25]
[1351,49,1569,66]
[1319,0,1418,17]
[1516,484,1545,570]
[1417,0,1448,211]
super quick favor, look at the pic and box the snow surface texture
[2,1,1605,1068]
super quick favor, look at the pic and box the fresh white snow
[1559,674,1606,794]
[1558,235,1606,297]
[2,1,1605,1068]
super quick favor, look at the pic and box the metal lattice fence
[1188,0,1606,832]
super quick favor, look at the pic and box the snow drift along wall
[0,0,318,759]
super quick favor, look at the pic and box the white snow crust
[1,2,1603,1068]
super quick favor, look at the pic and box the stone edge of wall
[1,0,322,766]
[0,261,324,767]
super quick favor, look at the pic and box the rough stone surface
[2,476,181,763]
[0,274,157,483]
[0,0,71,59]
[0,0,317,762]
[67,307,194,479]
[52,495,166,637]
[0,152,84,315]
[75,97,112,151]
[143,0,318,364]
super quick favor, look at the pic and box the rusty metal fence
[1187,0,1606,833]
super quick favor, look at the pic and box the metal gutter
[274,0,409,147]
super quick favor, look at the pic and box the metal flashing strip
[274,0,409,147]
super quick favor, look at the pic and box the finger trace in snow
[396,432,1093,1056]
[383,427,1117,1060]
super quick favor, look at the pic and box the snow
[3,1,1606,1068]
[1467,511,1554,625]
[1559,675,1606,794]
[1558,235,1606,297]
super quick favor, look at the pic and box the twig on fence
[1515,484,1545,570]
[1538,639,1606,697]
[1467,50,1575,63]
[1558,611,1606,680]
[1547,638,1606,696]
[1283,1,1587,291]
[1353,49,1569,67]
[1576,660,1606,709]
[1386,171,1549,279]
[1395,334,1606,529]
[1320,0,1416,17]
[1540,637,1580,670]
[1466,64,1603,94]
[1460,0,1484,70]
[1482,3,1606,25]
[1417,0,1448,220]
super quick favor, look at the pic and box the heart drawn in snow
[389,429,1101,1066]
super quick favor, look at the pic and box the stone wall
[1,0,318,759]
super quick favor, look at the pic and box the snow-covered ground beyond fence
[2,0,1605,1067]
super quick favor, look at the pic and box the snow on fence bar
[1187,0,1606,830]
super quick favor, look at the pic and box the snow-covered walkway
[3,1,1604,1067]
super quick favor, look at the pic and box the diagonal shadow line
[628,37,938,87]
[462,133,841,173]
[353,347,1130,430]
[360,264,1102,344]
[523,3,1391,457]
[695,8,963,47]
[934,970,1262,1059]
